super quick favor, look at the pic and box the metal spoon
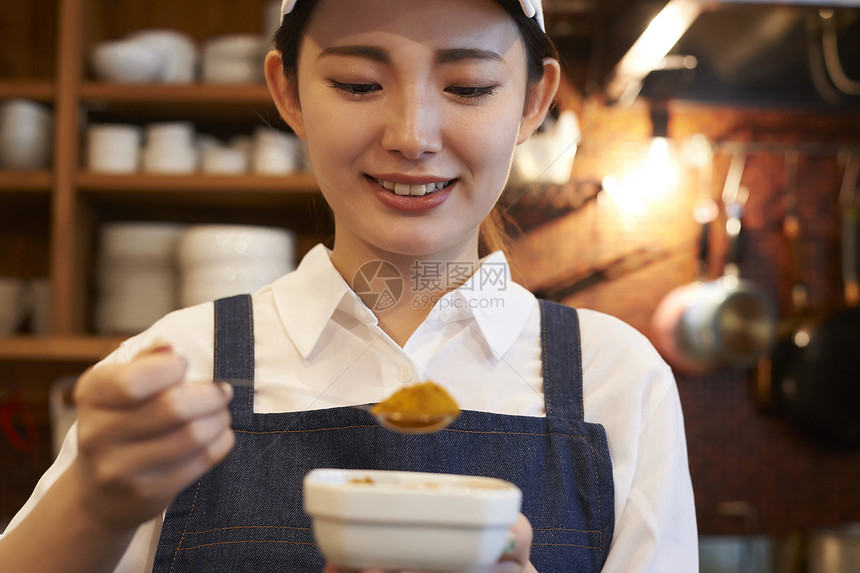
[368,407,459,434]
[216,379,458,434]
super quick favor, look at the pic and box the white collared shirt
[3,244,698,572]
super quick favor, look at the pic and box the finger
[87,416,235,495]
[129,428,236,501]
[76,353,188,408]
[78,382,233,449]
[90,409,233,482]
[497,514,533,569]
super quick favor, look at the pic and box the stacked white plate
[95,222,185,335]
[177,225,296,307]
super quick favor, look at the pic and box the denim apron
[152,295,614,572]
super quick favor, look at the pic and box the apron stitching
[575,311,584,421]
[184,525,312,535]
[178,540,317,551]
[213,302,221,381]
[234,427,593,439]
[532,542,601,549]
[540,303,552,416]
[246,294,254,412]
[170,477,204,573]
[533,527,600,533]
[587,437,603,551]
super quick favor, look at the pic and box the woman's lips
[366,175,456,212]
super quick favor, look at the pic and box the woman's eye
[329,81,380,97]
[447,86,497,100]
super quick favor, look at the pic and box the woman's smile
[366,174,458,212]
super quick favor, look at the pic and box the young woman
[0,0,697,571]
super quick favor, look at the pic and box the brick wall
[509,99,860,535]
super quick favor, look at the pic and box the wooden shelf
[0,80,54,102]
[76,172,320,207]
[80,83,279,123]
[0,171,52,191]
[80,82,272,104]
[0,336,124,362]
[77,171,317,192]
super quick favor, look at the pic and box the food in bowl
[304,469,522,572]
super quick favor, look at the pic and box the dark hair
[272,0,558,257]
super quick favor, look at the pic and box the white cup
[0,277,29,335]
[0,99,53,169]
[253,127,301,174]
[146,121,196,148]
[86,123,142,173]
[143,143,198,173]
[202,146,248,174]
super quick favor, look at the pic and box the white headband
[280,0,545,32]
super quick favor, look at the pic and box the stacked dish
[177,225,296,307]
[95,222,185,335]
[202,34,265,84]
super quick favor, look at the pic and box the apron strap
[213,294,255,415]
[538,299,584,421]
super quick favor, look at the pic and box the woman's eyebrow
[317,46,503,65]
[435,48,504,65]
[318,45,389,63]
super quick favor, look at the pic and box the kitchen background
[1,0,859,570]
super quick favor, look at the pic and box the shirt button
[397,366,413,383]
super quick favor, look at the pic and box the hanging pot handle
[783,150,809,312]
[722,150,748,277]
[839,152,859,307]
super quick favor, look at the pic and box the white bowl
[202,57,262,84]
[146,121,196,146]
[0,135,52,170]
[100,222,185,263]
[177,225,295,266]
[90,40,164,83]
[203,34,263,59]
[142,145,198,173]
[201,146,248,174]
[127,29,198,83]
[304,469,522,572]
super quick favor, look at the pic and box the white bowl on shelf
[100,222,185,264]
[90,40,164,83]
[86,124,142,173]
[177,225,296,266]
[0,134,52,170]
[142,144,198,174]
[304,469,522,573]
[126,29,198,83]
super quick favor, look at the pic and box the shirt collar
[425,251,536,359]
[271,244,376,358]
[272,244,536,360]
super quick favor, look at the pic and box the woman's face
[282,0,547,260]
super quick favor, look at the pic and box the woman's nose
[381,91,442,159]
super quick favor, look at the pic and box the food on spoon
[370,381,460,428]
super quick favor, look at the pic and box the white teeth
[394,183,411,196]
[375,178,450,196]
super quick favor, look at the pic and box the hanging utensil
[655,149,778,372]
[772,152,860,447]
